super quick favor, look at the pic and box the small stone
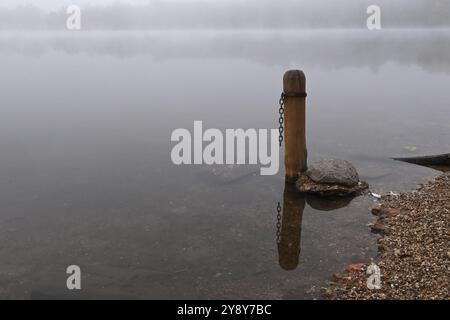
[331,273,351,284]
[346,263,365,273]
[322,287,336,299]
[385,209,400,218]
[371,207,400,219]
[371,221,387,234]
[371,207,382,216]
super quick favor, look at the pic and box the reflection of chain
[276,201,282,244]
[278,93,285,147]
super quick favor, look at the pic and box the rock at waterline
[306,159,359,187]
[296,159,368,197]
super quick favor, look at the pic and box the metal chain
[276,93,285,243]
[278,91,307,147]
[276,201,282,244]
[278,93,285,147]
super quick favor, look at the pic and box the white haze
[0,0,449,29]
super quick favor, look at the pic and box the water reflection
[277,183,305,271]
[277,182,360,271]
[305,194,354,212]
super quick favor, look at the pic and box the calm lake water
[0,29,449,299]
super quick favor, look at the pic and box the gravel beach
[325,173,450,300]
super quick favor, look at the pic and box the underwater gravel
[324,173,450,300]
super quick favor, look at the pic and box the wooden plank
[393,153,450,172]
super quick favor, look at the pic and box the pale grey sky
[0,0,448,29]
[0,0,154,11]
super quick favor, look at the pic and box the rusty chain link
[276,201,282,244]
[278,93,285,147]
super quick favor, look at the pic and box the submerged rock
[198,164,259,185]
[296,159,368,197]
[306,159,359,187]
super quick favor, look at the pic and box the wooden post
[283,70,307,182]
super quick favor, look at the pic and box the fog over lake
[0,1,449,299]
[1,0,449,29]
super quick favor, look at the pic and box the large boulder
[306,159,359,187]
[296,159,368,197]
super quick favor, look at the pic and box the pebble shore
[324,173,450,300]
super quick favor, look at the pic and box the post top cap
[284,69,305,78]
[283,70,306,94]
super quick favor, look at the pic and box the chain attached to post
[276,87,308,242]
[278,92,308,148]
[278,93,285,147]
[276,201,282,244]
[277,92,285,243]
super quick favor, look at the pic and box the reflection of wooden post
[278,183,305,271]
[283,70,307,182]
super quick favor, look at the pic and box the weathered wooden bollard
[283,70,307,182]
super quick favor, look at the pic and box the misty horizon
[0,0,449,30]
